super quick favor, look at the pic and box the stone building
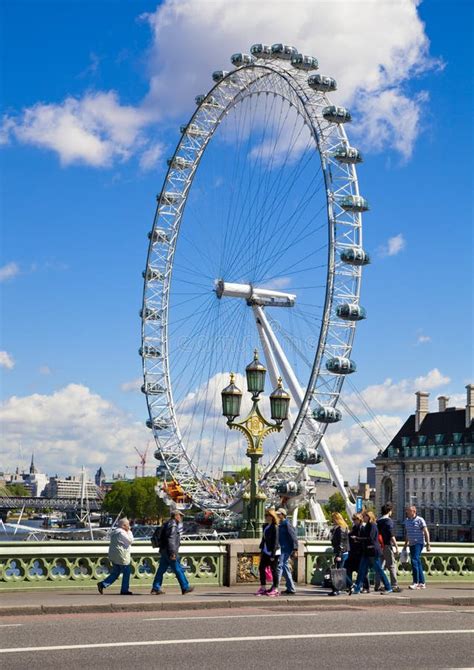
[373,385,473,541]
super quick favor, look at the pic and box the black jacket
[259,523,280,558]
[359,521,382,558]
[159,518,181,555]
[331,525,349,559]
[348,523,364,560]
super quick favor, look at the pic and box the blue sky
[0,0,472,483]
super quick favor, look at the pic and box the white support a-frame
[253,305,355,517]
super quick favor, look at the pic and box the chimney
[437,395,450,412]
[415,391,430,432]
[466,384,474,428]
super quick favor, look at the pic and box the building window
[439,510,444,523]
[458,477,463,488]
[430,509,435,523]
[458,510,463,525]
[422,477,426,489]
[448,491,453,502]
[448,509,453,524]
[430,478,436,488]
[458,492,463,502]
[453,432,462,444]
[413,478,417,490]
[402,436,410,448]
[430,491,434,502]
[439,491,444,502]
[435,434,444,445]
[449,477,454,488]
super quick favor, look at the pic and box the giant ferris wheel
[140,43,370,519]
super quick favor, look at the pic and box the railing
[0,540,472,590]
[305,542,474,584]
[0,541,226,589]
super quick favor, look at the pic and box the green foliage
[103,477,168,522]
[222,467,251,485]
[297,503,310,520]
[7,483,29,496]
[323,492,350,524]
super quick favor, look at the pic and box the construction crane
[126,444,152,479]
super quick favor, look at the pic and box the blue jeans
[409,543,425,584]
[355,556,391,591]
[152,552,190,592]
[277,551,296,592]
[100,563,131,593]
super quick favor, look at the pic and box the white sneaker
[417,583,427,589]
[408,583,418,590]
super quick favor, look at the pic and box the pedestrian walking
[97,517,134,595]
[151,508,194,595]
[256,509,280,597]
[352,511,393,594]
[329,512,350,595]
[374,502,401,592]
[345,513,370,593]
[403,505,431,590]
[276,508,298,595]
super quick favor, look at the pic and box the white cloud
[0,384,149,475]
[142,0,440,158]
[120,378,142,392]
[378,233,406,257]
[139,141,164,170]
[2,92,153,167]
[0,262,20,282]
[416,334,431,345]
[0,351,15,370]
[2,0,440,167]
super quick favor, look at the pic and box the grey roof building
[373,384,473,541]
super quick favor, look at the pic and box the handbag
[400,547,410,564]
[330,567,347,592]
[264,565,273,582]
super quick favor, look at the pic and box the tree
[7,483,29,496]
[323,492,350,523]
[102,477,168,522]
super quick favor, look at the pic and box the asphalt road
[1,605,473,670]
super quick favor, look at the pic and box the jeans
[152,552,190,592]
[409,543,425,585]
[100,563,131,593]
[277,551,296,592]
[345,555,369,590]
[374,545,399,589]
[355,556,391,591]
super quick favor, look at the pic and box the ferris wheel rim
[141,52,365,513]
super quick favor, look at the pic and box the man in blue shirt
[375,502,401,592]
[403,505,431,590]
[276,508,298,595]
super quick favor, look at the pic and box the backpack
[151,525,163,548]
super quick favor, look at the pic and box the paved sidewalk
[0,583,472,617]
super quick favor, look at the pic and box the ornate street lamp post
[221,350,290,538]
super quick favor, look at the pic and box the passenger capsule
[148,228,169,243]
[322,105,352,123]
[230,53,255,66]
[167,156,193,170]
[212,70,229,82]
[141,382,165,396]
[326,357,357,374]
[139,345,161,358]
[291,54,318,71]
[294,447,323,465]
[250,43,272,59]
[180,123,207,137]
[271,44,298,60]
[157,192,180,206]
[313,406,342,423]
[307,74,337,92]
[140,307,160,320]
[146,417,168,430]
[333,146,362,164]
[339,195,369,212]
[336,303,367,321]
[340,247,371,266]
[142,267,164,282]
[195,94,221,108]
[275,480,303,497]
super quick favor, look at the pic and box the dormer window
[418,435,427,446]
[401,436,410,448]
[453,432,462,444]
[435,433,444,445]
